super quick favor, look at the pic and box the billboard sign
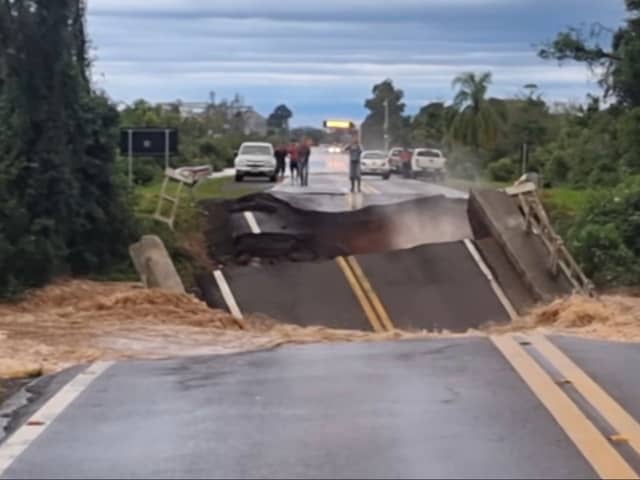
[323,120,355,130]
[119,128,179,157]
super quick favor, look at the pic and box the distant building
[157,101,210,118]
[242,108,268,136]
[152,95,267,136]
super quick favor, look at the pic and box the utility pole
[521,142,529,176]
[383,98,390,153]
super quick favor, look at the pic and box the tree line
[0,0,137,297]
[361,0,640,193]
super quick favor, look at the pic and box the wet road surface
[271,147,466,212]
[3,337,640,479]
[0,337,623,479]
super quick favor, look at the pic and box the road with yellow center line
[336,255,395,333]
[492,334,639,479]
[335,251,640,478]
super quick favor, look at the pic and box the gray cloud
[87,0,626,125]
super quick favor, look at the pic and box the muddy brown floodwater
[1,280,638,383]
[0,280,462,379]
[489,294,640,341]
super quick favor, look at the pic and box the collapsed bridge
[196,184,590,333]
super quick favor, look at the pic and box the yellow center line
[345,193,353,210]
[363,182,380,194]
[491,335,637,480]
[529,334,640,458]
[346,256,395,332]
[335,257,385,333]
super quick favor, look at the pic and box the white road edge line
[243,211,261,235]
[0,361,114,476]
[213,270,244,320]
[463,238,519,321]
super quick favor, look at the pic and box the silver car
[361,150,391,180]
[234,142,277,182]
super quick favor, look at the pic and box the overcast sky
[87,0,627,126]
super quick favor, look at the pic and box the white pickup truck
[410,148,447,182]
[234,142,277,182]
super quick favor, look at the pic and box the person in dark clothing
[297,139,311,187]
[288,143,299,184]
[401,148,412,178]
[345,138,362,193]
[274,145,287,180]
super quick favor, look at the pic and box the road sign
[120,128,179,186]
[119,128,178,157]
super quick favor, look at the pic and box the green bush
[487,157,518,182]
[567,177,640,287]
[134,158,161,185]
[570,223,639,286]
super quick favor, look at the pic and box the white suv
[234,142,276,182]
[361,150,391,180]
[410,148,447,182]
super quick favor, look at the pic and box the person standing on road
[288,142,300,184]
[274,144,288,181]
[401,147,412,178]
[297,138,311,187]
[346,138,362,193]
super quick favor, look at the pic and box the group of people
[274,139,312,186]
[274,136,366,193]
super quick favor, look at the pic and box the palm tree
[447,72,502,153]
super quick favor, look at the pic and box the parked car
[361,150,391,180]
[410,148,447,182]
[234,142,277,182]
[387,147,404,172]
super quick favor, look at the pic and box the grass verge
[96,176,269,288]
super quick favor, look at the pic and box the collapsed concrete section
[129,235,185,294]
[197,242,510,333]
[197,187,587,332]
[468,188,573,305]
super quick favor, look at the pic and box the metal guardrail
[153,166,212,230]
[505,183,596,297]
